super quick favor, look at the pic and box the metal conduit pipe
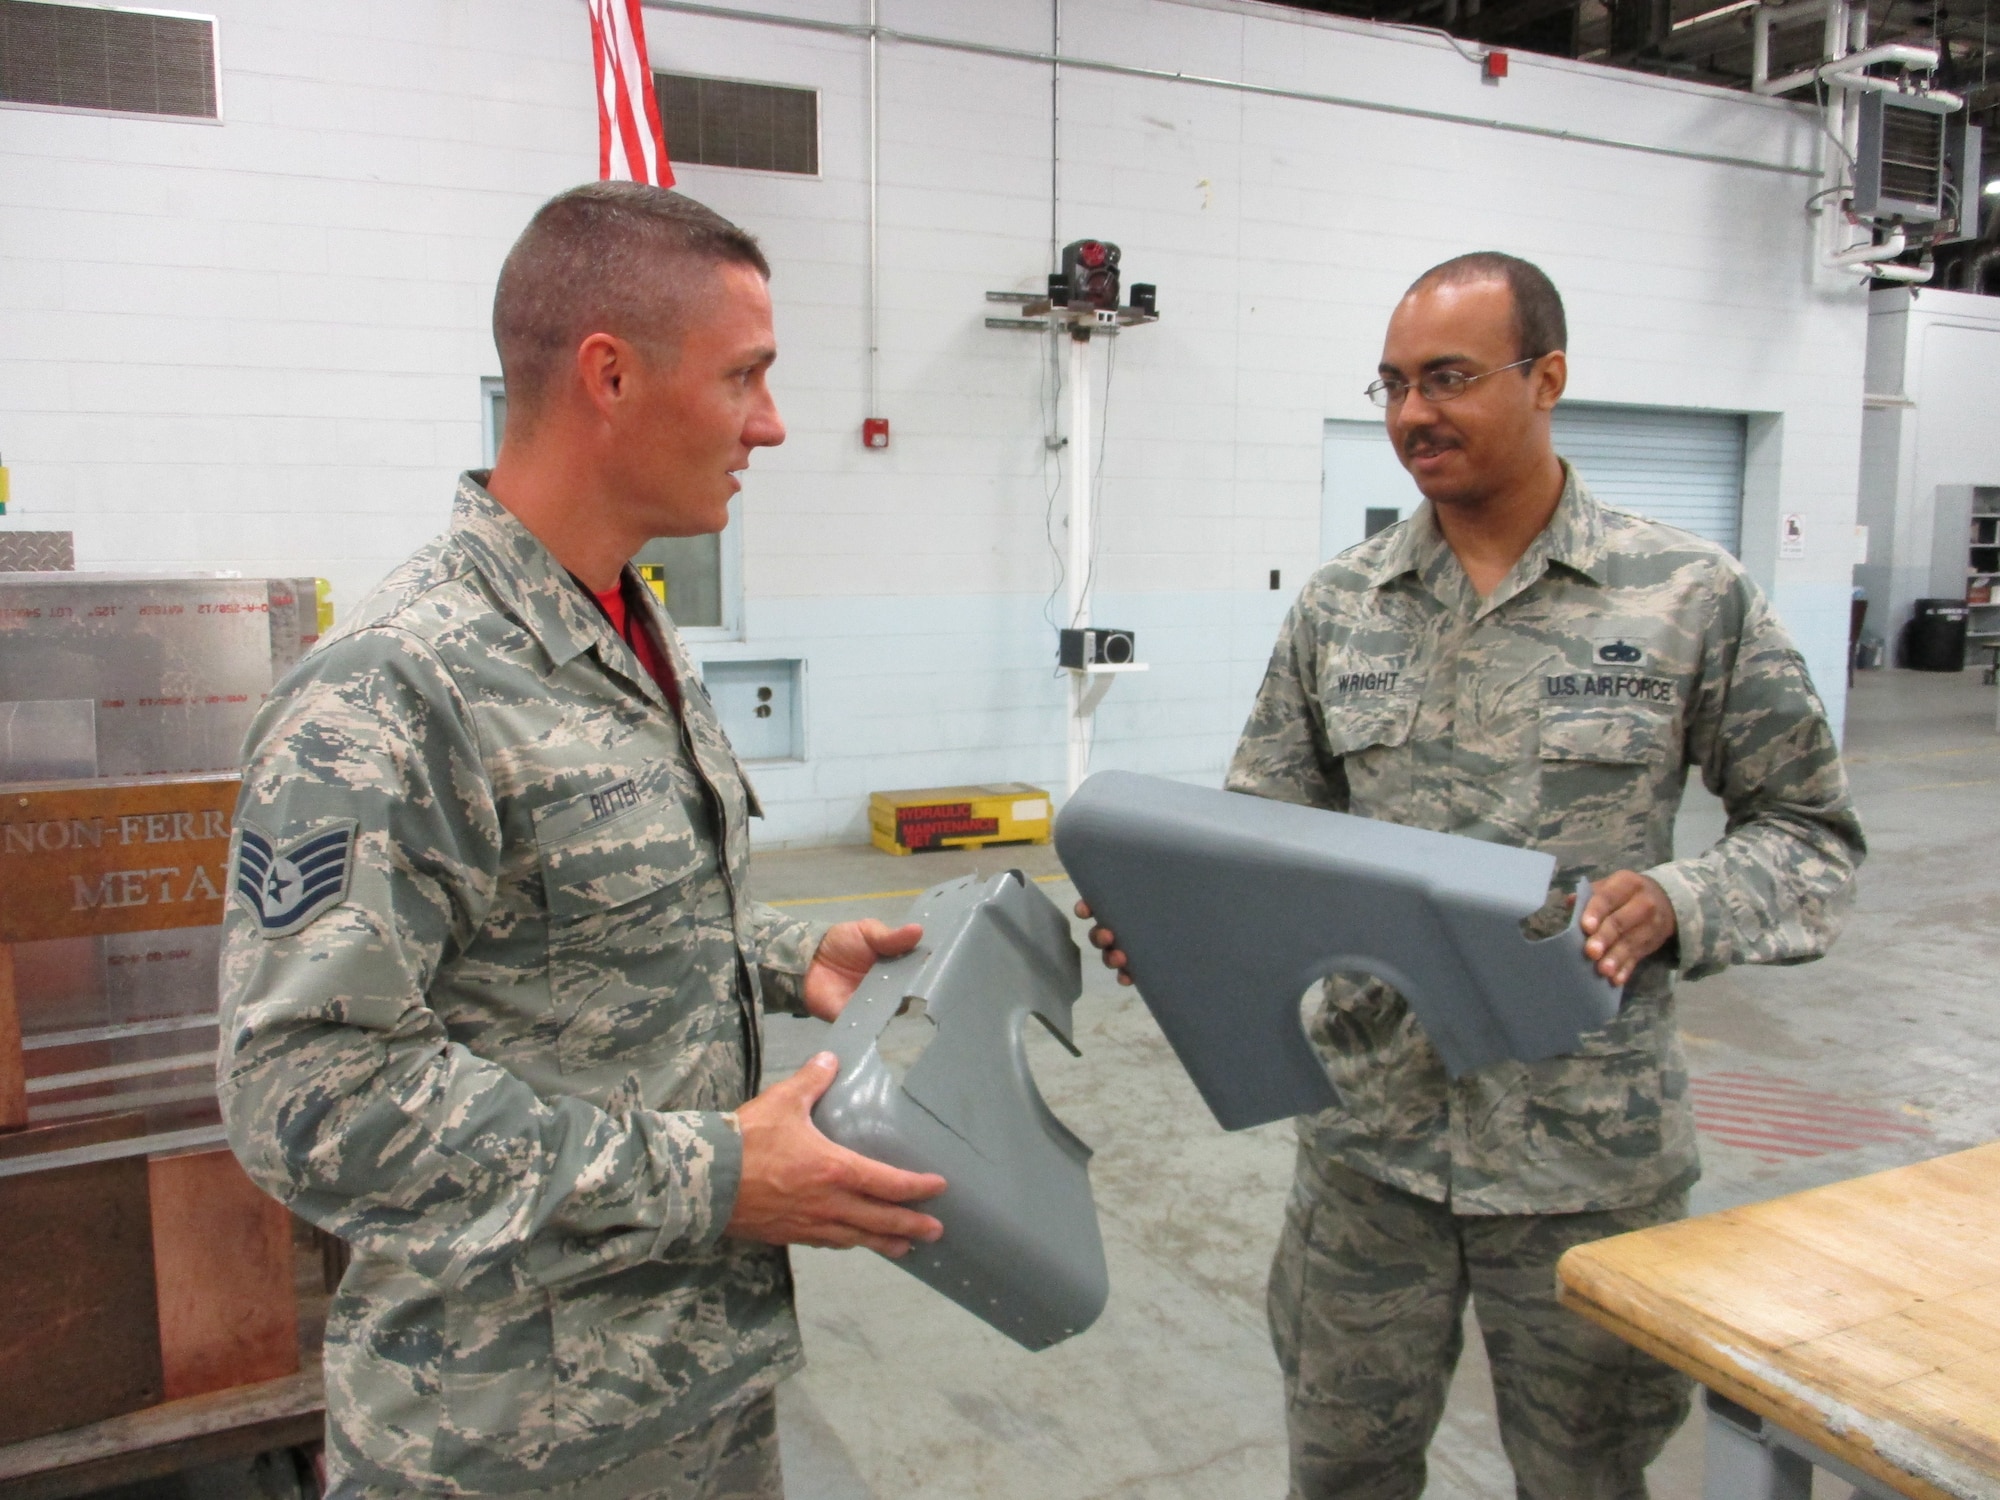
[1763,43,1958,104]
[1830,40,1937,70]
[1830,226,1906,264]
[640,0,1819,179]
[867,0,879,420]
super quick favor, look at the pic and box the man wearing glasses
[1087,253,1863,1497]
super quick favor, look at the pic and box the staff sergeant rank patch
[233,821,358,938]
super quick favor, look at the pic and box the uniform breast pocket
[1536,703,1675,870]
[1320,692,1419,811]
[532,781,725,1074]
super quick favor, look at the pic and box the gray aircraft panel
[1053,771,1621,1132]
[811,870,1107,1351]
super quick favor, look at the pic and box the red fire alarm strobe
[1483,49,1509,79]
[862,417,890,449]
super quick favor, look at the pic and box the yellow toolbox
[868,783,1053,856]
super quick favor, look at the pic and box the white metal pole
[1066,329,1093,797]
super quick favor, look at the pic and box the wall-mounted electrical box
[1942,119,1986,242]
[702,658,804,762]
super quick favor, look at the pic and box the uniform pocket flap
[1538,704,1674,767]
[1319,693,1418,757]
[533,766,705,919]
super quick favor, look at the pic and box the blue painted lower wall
[707,583,1851,849]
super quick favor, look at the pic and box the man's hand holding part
[726,1053,946,1257]
[1075,900,1135,986]
[1578,871,1677,987]
[803,918,923,1021]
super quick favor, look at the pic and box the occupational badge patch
[1593,636,1646,666]
[233,821,358,938]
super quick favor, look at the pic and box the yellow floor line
[1879,776,1997,795]
[770,871,1070,908]
[1848,744,1999,766]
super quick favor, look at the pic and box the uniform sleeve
[1644,579,1866,980]
[747,903,826,1018]
[1224,597,1347,809]
[218,627,745,1294]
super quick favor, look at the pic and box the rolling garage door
[1551,404,1746,555]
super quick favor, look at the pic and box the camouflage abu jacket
[1226,466,1863,1215]
[218,475,824,1494]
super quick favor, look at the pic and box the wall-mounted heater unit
[1854,92,1960,222]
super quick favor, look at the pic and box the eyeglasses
[1365,357,1537,408]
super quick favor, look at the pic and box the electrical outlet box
[701,658,804,761]
[1943,119,1986,242]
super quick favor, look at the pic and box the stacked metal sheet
[0,572,318,1175]
[0,573,282,779]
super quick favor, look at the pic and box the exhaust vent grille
[1854,91,1955,221]
[654,72,818,176]
[0,1,217,119]
[1879,107,1945,206]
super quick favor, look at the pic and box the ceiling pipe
[639,0,1820,180]
[1829,226,1906,264]
[1758,40,1943,95]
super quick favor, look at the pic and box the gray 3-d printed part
[810,870,1106,1351]
[1053,771,1621,1131]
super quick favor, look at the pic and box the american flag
[589,0,673,186]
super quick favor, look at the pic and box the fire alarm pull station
[1483,49,1509,79]
[863,417,890,449]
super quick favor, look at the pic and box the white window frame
[481,376,743,642]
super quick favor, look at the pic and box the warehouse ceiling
[1269,0,1999,185]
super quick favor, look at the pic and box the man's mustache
[1403,427,1459,457]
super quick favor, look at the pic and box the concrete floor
[754,666,2000,1500]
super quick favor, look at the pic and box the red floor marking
[1691,1082,1933,1129]
[1688,1069,1929,1164]
[1688,1096,1930,1139]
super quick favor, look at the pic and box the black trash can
[1901,598,1970,672]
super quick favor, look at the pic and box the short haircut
[492,182,770,428]
[1406,251,1567,364]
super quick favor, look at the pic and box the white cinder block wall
[0,0,1868,846]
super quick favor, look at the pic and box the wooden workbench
[1559,1142,2000,1499]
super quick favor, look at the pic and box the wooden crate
[0,1118,164,1446]
[0,773,298,1444]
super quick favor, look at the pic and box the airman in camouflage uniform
[1092,254,1862,1499]
[220,186,943,1500]
[1232,460,1861,1498]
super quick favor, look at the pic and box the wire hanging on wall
[1041,326,1069,637]
[1071,333,1117,629]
